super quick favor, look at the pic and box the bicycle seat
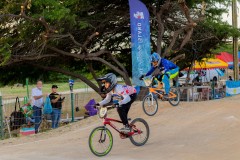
[128,118,131,121]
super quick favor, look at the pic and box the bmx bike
[88,104,150,157]
[141,76,180,116]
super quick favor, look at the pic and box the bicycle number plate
[99,107,107,118]
[143,78,152,86]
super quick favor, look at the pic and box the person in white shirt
[96,73,137,133]
[32,80,44,134]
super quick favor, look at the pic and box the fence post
[26,78,29,98]
[71,92,74,122]
[69,79,75,122]
[0,93,4,140]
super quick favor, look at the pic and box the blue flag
[226,80,240,97]
[129,0,151,86]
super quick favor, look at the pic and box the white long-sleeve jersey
[99,84,137,106]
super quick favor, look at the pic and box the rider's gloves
[159,67,164,71]
[94,103,100,108]
[113,100,119,105]
[113,100,119,108]
[139,75,145,80]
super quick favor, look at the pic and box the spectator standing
[192,72,202,86]
[49,85,64,129]
[32,80,44,134]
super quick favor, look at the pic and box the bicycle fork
[148,93,155,105]
[98,126,107,143]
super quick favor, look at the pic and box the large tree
[0,0,239,90]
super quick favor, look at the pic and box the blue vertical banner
[129,0,151,86]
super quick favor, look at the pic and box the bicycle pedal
[162,97,168,101]
[119,133,129,139]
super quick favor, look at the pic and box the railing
[179,86,212,102]
[0,84,102,140]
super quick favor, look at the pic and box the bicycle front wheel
[89,126,113,157]
[129,118,150,146]
[168,88,180,106]
[142,94,158,116]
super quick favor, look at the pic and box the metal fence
[179,85,226,102]
[0,82,102,139]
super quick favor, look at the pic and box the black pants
[117,93,137,126]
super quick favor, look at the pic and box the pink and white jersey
[99,84,136,106]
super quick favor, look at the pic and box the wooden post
[232,0,239,80]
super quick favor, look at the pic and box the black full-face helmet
[97,73,117,93]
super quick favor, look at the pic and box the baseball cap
[52,85,58,88]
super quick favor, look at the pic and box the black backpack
[10,97,26,131]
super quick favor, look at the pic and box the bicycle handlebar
[94,102,116,110]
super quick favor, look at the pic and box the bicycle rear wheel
[89,126,113,157]
[129,118,150,146]
[142,94,158,116]
[168,88,180,106]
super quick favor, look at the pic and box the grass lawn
[0,81,96,98]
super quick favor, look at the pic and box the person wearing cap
[49,85,64,129]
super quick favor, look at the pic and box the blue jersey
[146,58,178,76]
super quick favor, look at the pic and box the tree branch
[88,49,110,57]
[86,57,126,78]
[47,46,85,59]
[7,54,58,65]
[163,23,196,57]
[87,62,102,87]
[178,0,193,24]
[170,54,185,62]
[179,27,193,50]
[108,53,131,85]
[27,62,100,93]
[155,0,171,55]
[82,32,100,53]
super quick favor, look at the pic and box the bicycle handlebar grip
[139,75,145,80]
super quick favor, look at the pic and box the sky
[222,2,240,27]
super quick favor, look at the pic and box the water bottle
[67,113,69,120]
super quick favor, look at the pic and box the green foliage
[32,0,75,21]
[1,0,240,84]
[201,19,240,38]
[0,43,11,66]
[211,43,233,54]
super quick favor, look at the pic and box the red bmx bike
[88,104,150,157]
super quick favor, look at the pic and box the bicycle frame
[102,116,141,137]
[97,106,142,137]
[148,87,177,99]
[143,76,177,99]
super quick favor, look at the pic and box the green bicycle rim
[90,128,113,156]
